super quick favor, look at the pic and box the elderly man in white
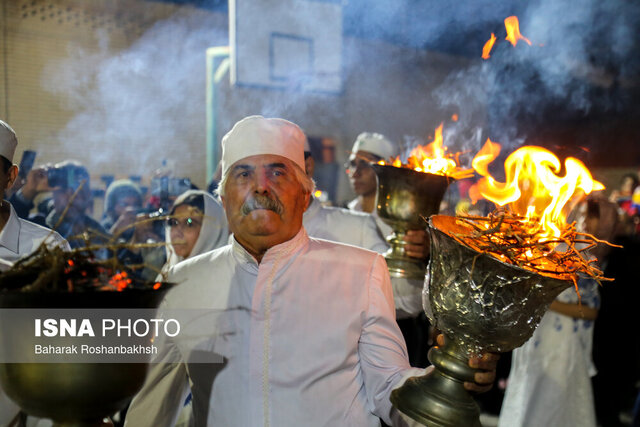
[0,120,68,427]
[125,116,496,427]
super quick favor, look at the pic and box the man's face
[0,165,18,198]
[347,151,379,197]
[221,154,310,257]
[53,185,91,219]
[114,195,141,218]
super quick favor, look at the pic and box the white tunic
[304,198,423,317]
[0,203,68,427]
[125,228,422,427]
[498,279,600,427]
[347,197,394,239]
[303,197,388,253]
[0,203,68,269]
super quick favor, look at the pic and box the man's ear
[304,156,315,178]
[6,165,18,189]
[302,191,311,211]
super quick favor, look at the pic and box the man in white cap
[345,132,434,364]
[125,115,497,426]
[346,132,428,253]
[0,120,68,426]
[346,132,396,215]
[302,138,388,254]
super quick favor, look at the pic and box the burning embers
[450,140,615,285]
[377,123,473,180]
[0,244,164,293]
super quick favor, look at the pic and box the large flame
[471,140,604,239]
[379,123,473,180]
[504,16,531,47]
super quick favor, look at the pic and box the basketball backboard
[229,0,343,94]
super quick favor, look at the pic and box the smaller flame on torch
[482,16,532,60]
[378,123,473,180]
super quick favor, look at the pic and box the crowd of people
[0,115,637,426]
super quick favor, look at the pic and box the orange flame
[482,33,497,59]
[379,123,473,180]
[504,16,532,47]
[471,140,604,239]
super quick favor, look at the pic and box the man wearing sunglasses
[346,132,396,237]
[125,116,497,427]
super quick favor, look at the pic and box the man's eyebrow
[231,164,255,172]
[266,162,288,169]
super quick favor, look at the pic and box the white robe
[347,197,394,239]
[304,198,423,317]
[303,198,388,254]
[125,228,423,427]
[498,279,600,427]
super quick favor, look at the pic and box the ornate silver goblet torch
[370,164,452,280]
[390,215,573,426]
[390,141,609,425]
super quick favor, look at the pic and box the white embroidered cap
[221,115,307,176]
[0,120,18,163]
[350,132,396,160]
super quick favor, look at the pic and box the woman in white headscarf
[129,190,228,427]
[164,189,228,271]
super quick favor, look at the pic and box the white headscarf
[164,190,229,269]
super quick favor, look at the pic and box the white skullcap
[350,132,396,160]
[0,120,18,163]
[221,115,306,176]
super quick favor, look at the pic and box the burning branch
[449,210,620,288]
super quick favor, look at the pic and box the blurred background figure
[345,132,397,237]
[609,173,640,236]
[498,197,618,427]
[101,179,143,237]
[45,160,109,248]
[8,164,53,226]
[114,189,228,426]
[302,138,388,254]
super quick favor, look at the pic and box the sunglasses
[165,217,202,229]
[344,158,373,174]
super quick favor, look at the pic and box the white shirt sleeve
[358,254,416,425]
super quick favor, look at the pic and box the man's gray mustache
[241,195,284,216]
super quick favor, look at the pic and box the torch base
[385,231,427,280]
[390,338,482,427]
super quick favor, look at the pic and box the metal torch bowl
[425,215,573,354]
[371,164,452,279]
[0,285,172,426]
[391,216,573,426]
[371,164,451,230]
